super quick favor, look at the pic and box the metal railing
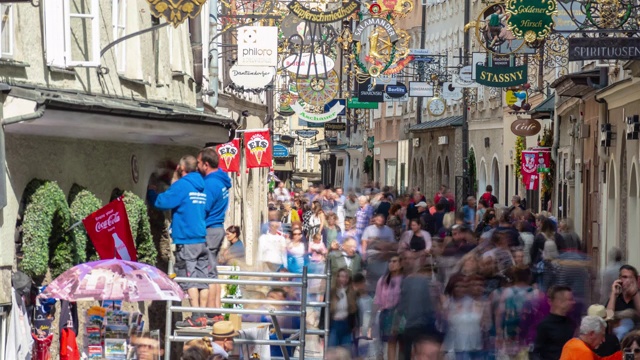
[164,265,331,360]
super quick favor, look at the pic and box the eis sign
[238,26,278,67]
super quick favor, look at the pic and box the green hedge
[19,179,73,279]
[68,184,103,263]
[121,190,157,265]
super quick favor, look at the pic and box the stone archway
[436,157,443,190]
[419,158,426,193]
[628,163,639,269]
[412,158,418,190]
[605,159,618,266]
[492,157,500,203]
[444,156,450,188]
[478,159,487,197]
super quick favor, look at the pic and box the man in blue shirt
[197,147,232,323]
[149,155,209,328]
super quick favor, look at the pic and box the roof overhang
[550,70,600,98]
[595,77,638,108]
[2,85,236,147]
[529,96,555,120]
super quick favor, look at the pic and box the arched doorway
[478,159,487,196]
[412,158,418,190]
[628,164,639,269]
[605,159,618,267]
[436,157,443,190]
[492,157,500,203]
[419,158,426,193]
[444,156,450,188]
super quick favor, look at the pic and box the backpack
[503,286,533,338]
[481,192,497,208]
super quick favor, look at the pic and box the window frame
[65,0,100,67]
[112,0,127,73]
[0,3,14,59]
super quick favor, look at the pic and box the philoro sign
[568,37,640,61]
[238,26,278,66]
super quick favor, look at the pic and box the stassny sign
[569,38,640,61]
[475,64,527,87]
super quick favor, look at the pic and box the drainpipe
[551,95,559,162]
[208,0,219,109]
[190,14,204,110]
[593,67,609,162]
[0,100,46,209]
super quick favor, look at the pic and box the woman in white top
[258,221,287,272]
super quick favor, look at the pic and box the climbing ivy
[514,136,526,185]
[68,184,102,263]
[19,179,73,279]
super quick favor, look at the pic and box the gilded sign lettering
[475,64,528,87]
[506,0,557,42]
[287,0,359,23]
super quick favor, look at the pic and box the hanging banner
[82,197,137,261]
[237,26,278,67]
[290,102,345,123]
[475,64,527,87]
[216,139,241,173]
[521,150,551,190]
[244,130,272,168]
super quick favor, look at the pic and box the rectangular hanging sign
[475,64,527,87]
[568,37,640,61]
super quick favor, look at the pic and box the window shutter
[44,0,66,67]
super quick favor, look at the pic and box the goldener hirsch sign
[569,37,640,61]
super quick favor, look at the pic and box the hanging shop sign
[385,83,408,99]
[283,53,335,76]
[82,197,137,261]
[506,0,557,43]
[408,82,434,97]
[506,87,531,111]
[358,79,385,102]
[297,70,339,106]
[554,1,585,31]
[348,98,379,109]
[324,99,346,115]
[627,115,640,140]
[511,118,541,136]
[216,139,241,173]
[324,122,346,131]
[442,82,463,101]
[273,144,290,158]
[475,64,527,87]
[290,102,345,123]
[229,65,275,89]
[287,0,359,23]
[296,129,319,138]
[278,135,295,147]
[353,18,399,42]
[237,26,278,67]
[147,0,204,27]
[568,37,640,61]
[245,130,272,168]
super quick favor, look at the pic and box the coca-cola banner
[244,130,273,169]
[521,150,551,190]
[82,196,137,261]
[216,139,241,172]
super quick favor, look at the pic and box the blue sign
[273,144,289,158]
[296,129,319,138]
[385,83,407,98]
[324,99,346,115]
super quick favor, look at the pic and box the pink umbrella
[39,259,185,302]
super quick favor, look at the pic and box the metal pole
[299,266,308,360]
[462,0,471,196]
[164,256,175,360]
[416,2,427,125]
[323,259,331,357]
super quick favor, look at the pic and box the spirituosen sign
[506,0,557,43]
[353,18,399,42]
[568,37,640,61]
[475,64,527,87]
[287,0,359,23]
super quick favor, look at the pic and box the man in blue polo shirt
[197,147,232,324]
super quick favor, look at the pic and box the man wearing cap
[210,321,239,359]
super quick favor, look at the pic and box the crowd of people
[256,182,640,360]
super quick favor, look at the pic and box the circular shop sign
[283,53,335,76]
[229,65,276,89]
[511,118,542,136]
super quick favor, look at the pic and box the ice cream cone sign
[245,130,272,169]
[216,139,240,172]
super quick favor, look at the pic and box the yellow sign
[146,0,207,27]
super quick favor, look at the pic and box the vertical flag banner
[244,130,272,168]
[216,139,241,172]
[521,150,551,190]
[82,196,137,261]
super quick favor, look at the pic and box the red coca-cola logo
[95,213,121,232]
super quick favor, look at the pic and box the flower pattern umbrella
[39,259,184,302]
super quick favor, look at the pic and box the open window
[44,0,100,68]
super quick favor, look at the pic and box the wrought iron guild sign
[506,0,557,43]
[146,0,207,27]
[287,0,359,23]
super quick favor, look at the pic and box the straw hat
[210,321,239,339]
[587,304,614,321]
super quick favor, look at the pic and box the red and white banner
[521,150,551,190]
[244,130,272,169]
[82,196,137,261]
[216,139,241,172]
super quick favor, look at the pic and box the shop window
[1,4,13,58]
[44,0,101,67]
